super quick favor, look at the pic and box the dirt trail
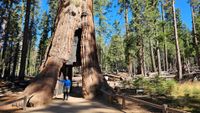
[0,95,159,113]
[0,80,159,113]
[19,95,123,113]
[19,94,158,113]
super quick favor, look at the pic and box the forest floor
[0,79,161,113]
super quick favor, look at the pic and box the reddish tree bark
[20,0,110,106]
[81,0,105,99]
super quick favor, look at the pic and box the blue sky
[176,0,192,29]
[40,0,192,34]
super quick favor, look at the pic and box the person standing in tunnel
[58,76,71,100]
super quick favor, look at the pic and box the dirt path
[18,95,123,113]
[18,95,159,113]
[0,80,160,113]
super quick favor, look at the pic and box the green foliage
[94,0,111,38]
[132,77,148,89]
[146,77,177,95]
[107,35,126,72]
[132,76,177,96]
[48,0,59,34]
[37,11,50,68]
[96,36,109,71]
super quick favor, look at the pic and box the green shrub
[132,76,177,96]
[165,79,177,94]
[132,77,149,89]
[153,78,176,96]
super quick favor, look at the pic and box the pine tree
[27,0,39,76]
[172,0,182,80]
[0,0,21,80]
[94,0,110,71]
[190,0,200,68]
[37,12,50,68]
[19,0,32,81]
[48,0,59,35]
[119,0,133,76]
[108,35,125,72]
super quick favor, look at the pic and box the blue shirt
[59,79,71,87]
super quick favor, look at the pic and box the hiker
[58,76,71,100]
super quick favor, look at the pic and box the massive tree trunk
[20,0,109,106]
[24,57,63,106]
[81,0,108,99]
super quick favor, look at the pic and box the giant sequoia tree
[20,0,109,106]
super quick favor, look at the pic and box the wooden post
[122,97,126,109]
[23,96,27,110]
[162,104,168,113]
[77,82,79,87]
[108,95,112,103]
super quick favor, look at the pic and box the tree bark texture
[21,0,109,106]
[23,57,63,107]
[81,0,107,99]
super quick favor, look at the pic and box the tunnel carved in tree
[20,0,111,106]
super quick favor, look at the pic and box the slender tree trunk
[3,42,13,80]
[124,0,133,76]
[19,0,31,80]
[27,5,35,76]
[172,0,182,80]
[2,1,13,61]
[157,41,161,75]
[1,1,13,79]
[161,2,168,71]
[137,36,145,75]
[149,37,156,72]
[155,20,161,75]
[142,40,145,76]
[187,60,190,73]
[0,18,7,77]
[124,0,132,76]
[27,40,32,76]
[191,4,200,69]
[11,43,19,81]
[137,46,142,74]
